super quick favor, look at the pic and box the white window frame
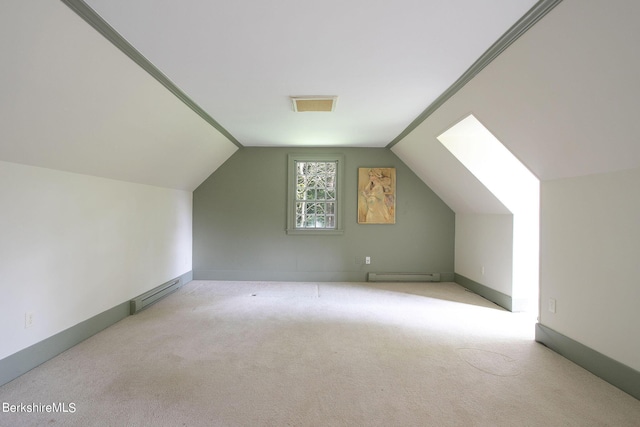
[286,153,344,235]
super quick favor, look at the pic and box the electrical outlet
[481,266,485,275]
[548,298,556,313]
[365,256,371,265]
[25,312,35,328]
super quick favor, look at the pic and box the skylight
[438,114,540,312]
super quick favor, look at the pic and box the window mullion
[287,154,343,235]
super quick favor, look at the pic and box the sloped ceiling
[1,0,541,189]
[393,0,640,214]
[0,1,238,191]
[8,0,631,202]
[79,0,537,148]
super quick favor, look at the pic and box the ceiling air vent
[291,96,337,112]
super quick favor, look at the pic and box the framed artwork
[358,167,396,224]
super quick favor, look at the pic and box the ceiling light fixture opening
[291,96,337,112]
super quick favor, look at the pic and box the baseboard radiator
[368,272,441,282]
[130,278,182,314]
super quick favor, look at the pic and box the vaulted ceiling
[0,0,237,190]
[0,0,541,191]
[79,0,538,148]
[393,0,640,213]
[2,0,639,198]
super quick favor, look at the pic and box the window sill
[286,228,344,236]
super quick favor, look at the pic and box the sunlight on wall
[438,115,540,311]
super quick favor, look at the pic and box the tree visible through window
[287,153,344,235]
[295,161,337,229]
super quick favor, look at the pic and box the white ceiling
[0,0,238,191]
[392,0,640,213]
[4,0,637,216]
[81,0,538,147]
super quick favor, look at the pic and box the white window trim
[286,153,345,235]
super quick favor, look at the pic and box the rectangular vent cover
[291,96,337,112]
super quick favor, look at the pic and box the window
[294,161,337,229]
[287,154,344,235]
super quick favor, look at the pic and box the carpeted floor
[1,281,639,426]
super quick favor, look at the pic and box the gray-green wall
[193,147,454,281]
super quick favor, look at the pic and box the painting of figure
[358,167,396,224]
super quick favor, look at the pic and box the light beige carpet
[1,281,638,426]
